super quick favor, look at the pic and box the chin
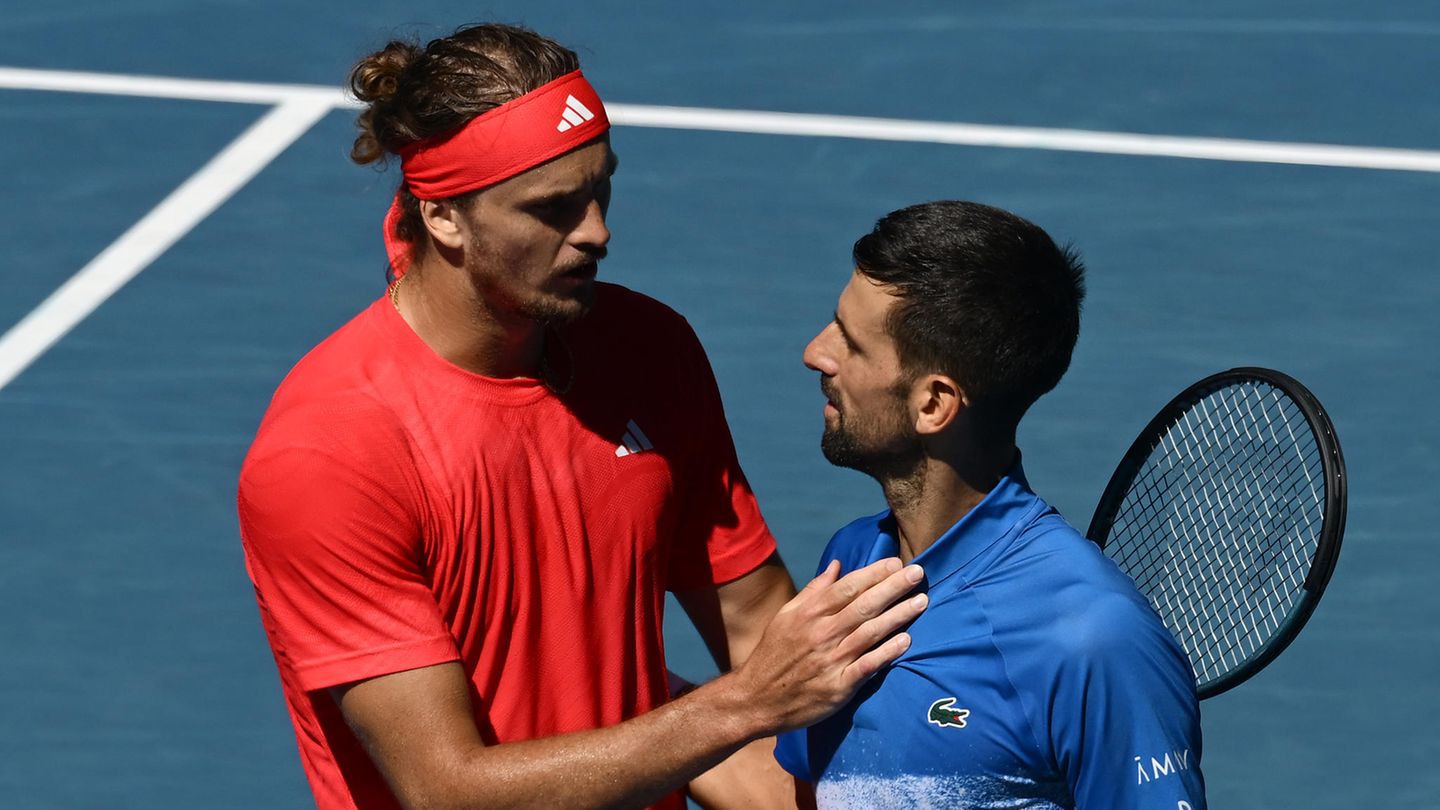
[523,287,595,325]
[821,423,924,478]
[820,427,858,469]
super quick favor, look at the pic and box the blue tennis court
[2,2,1437,807]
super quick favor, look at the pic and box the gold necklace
[388,274,406,310]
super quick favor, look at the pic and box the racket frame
[1086,366,1347,700]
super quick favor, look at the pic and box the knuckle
[852,598,879,621]
[855,612,887,638]
[853,621,895,653]
[804,621,832,649]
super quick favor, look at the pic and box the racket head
[1087,367,1346,700]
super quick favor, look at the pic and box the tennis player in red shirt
[237,23,926,810]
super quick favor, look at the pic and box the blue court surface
[3,2,1438,807]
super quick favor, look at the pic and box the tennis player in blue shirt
[775,201,1206,809]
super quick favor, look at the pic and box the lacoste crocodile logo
[927,697,970,729]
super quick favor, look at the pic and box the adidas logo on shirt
[615,420,654,457]
[556,95,596,133]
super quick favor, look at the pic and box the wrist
[681,670,775,744]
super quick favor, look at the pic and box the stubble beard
[519,275,595,325]
[466,236,599,327]
[820,387,925,485]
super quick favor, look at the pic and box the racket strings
[1103,381,1325,688]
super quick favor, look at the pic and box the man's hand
[331,557,924,810]
[676,553,796,673]
[718,557,927,735]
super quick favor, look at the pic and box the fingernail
[905,564,924,583]
[912,593,929,609]
[886,558,903,572]
[896,633,912,650]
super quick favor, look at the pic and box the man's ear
[419,199,467,250]
[913,373,968,436]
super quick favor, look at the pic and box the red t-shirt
[238,283,777,810]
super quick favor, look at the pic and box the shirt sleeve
[237,404,458,692]
[773,729,811,780]
[1044,594,1207,810]
[665,317,778,591]
[772,531,860,782]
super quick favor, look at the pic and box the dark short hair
[853,200,1086,433]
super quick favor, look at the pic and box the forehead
[493,137,615,197]
[838,270,899,333]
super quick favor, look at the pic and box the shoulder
[582,283,698,346]
[258,299,394,421]
[593,282,688,322]
[242,303,416,512]
[830,511,888,545]
[244,392,408,477]
[257,298,411,434]
[817,511,890,575]
[571,283,720,401]
[238,391,421,561]
[991,513,1183,662]
[240,391,415,511]
[982,514,1200,742]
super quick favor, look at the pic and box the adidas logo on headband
[556,94,597,133]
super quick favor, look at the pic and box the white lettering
[1136,748,1193,785]
[1178,803,1193,810]
[1151,753,1175,779]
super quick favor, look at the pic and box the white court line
[1,64,1438,388]
[4,65,1440,172]
[608,104,1440,173]
[0,66,349,107]
[0,97,334,391]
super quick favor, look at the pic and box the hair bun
[349,40,423,165]
[349,40,421,104]
[346,24,579,168]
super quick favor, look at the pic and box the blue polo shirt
[775,462,1205,809]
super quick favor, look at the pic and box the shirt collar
[869,455,1042,588]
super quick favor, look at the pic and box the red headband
[383,70,610,276]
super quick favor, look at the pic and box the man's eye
[529,198,569,218]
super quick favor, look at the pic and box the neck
[392,259,544,379]
[884,435,1016,564]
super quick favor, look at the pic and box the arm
[1050,598,1207,810]
[674,552,796,672]
[337,557,929,810]
[675,554,800,810]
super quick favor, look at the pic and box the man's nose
[803,324,839,376]
[573,199,610,250]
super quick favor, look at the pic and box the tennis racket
[1087,367,1346,700]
